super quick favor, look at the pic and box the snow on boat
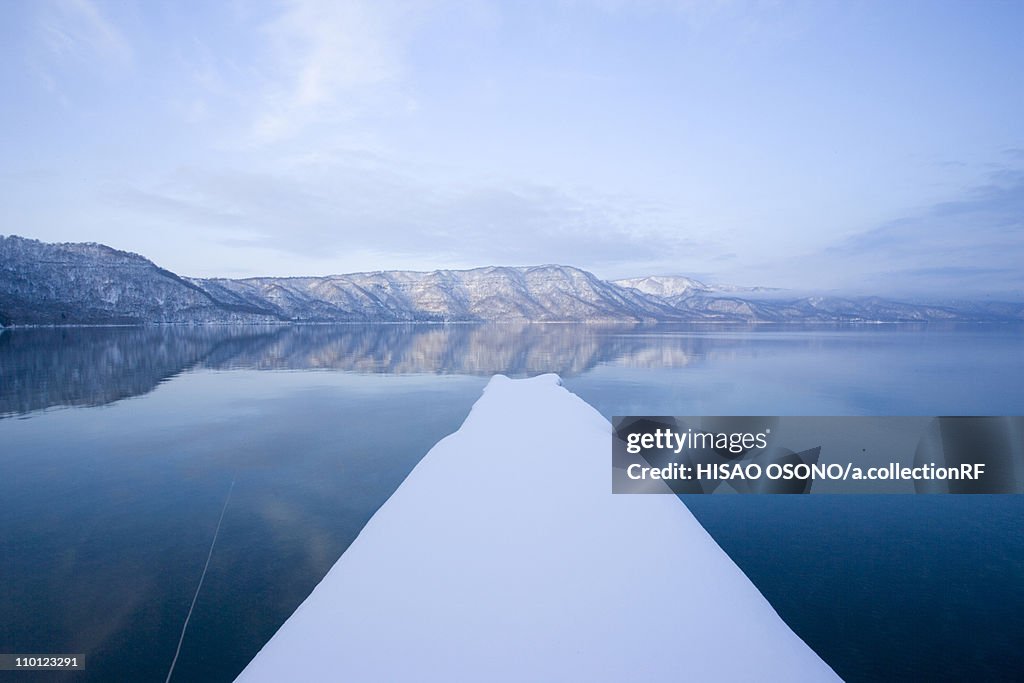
[236,374,840,682]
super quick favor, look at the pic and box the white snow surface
[235,374,840,682]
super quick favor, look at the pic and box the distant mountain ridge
[192,265,680,323]
[613,275,779,301]
[1,235,1021,325]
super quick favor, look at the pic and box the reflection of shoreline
[0,326,276,417]
[0,323,743,416]
[0,322,967,417]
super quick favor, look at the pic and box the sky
[1,0,1022,298]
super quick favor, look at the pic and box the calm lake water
[1,323,1022,682]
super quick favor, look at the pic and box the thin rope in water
[165,478,235,683]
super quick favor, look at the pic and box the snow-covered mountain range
[1,235,1021,325]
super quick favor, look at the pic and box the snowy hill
[194,265,679,322]
[235,375,840,682]
[613,274,713,301]
[0,236,278,325]
[2,235,1021,323]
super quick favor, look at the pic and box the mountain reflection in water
[0,323,731,416]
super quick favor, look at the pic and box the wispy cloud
[820,167,1024,295]
[37,0,132,70]
[27,0,133,104]
[251,0,410,143]
[106,152,715,276]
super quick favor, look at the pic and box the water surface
[1,324,1021,681]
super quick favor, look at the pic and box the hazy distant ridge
[1,235,1020,325]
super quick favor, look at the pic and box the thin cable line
[165,478,235,683]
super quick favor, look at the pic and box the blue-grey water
[1,324,1022,682]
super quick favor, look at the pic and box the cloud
[106,185,250,230]
[101,155,1024,294]
[37,0,132,70]
[105,151,715,276]
[251,0,409,143]
[820,168,1024,295]
[26,0,133,103]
